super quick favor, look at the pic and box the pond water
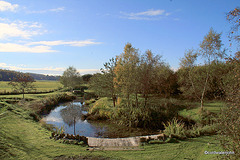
[42,101,158,138]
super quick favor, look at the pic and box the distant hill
[0,69,60,81]
[28,73,60,81]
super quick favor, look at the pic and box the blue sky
[0,0,238,75]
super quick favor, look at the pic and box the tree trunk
[22,89,25,99]
[127,93,130,107]
[201,72,209,109]
[189,68,200,100]
[200,98,204,109]
[74,117,76,135]
[112,95,116,107]
[135,93,138,108]
[144,95,148,108]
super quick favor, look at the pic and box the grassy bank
[0,103,223,159]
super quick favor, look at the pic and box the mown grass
[0,104,223,160]
[0,80,63,92]
[179,101,226,122]
[0,91,65,102]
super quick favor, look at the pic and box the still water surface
[43,101,157,138]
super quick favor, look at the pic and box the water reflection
[60,103,82,135]
[43,101,158,138]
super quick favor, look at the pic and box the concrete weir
[87,134,165,147]
[88,137,140,147]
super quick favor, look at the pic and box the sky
[0,0,239,75]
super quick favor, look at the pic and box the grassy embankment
[0,81,226,159]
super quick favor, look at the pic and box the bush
[184,124,217,138]
[218,105,240,159]
[163,118,186,139]
[87,97,186,129]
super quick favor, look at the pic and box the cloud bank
[0,63,100,75]
[0,1,18,12]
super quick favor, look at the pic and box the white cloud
[0,63,100,75]
[49,7,65,12]
[43,117,63,123]
[0,63,65,73]
[0,39,102,53]
[0,21,43,39]
[27,7,65,14]
[130,9,166,16]
[0,43,56,53]
[27,39,102,47]
[120,9,171,20]
[0,1,18,12]
[77,69,100,74]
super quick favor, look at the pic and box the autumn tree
[8,73,35,99]
[153,64,177,98]
[60,66,81,91]
[227,7,240,45]
[114,43,140,107]
[198,28,225,108]
[179,28,225,108]
[218,8,240,159]
[139,50,163,107]
[218,52,240,159]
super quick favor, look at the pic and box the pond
[42,101,158,138]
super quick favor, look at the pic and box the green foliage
[54,125,65,135]
[163,118,186,139]
[89,58,117,107]
[218,52,240,159]
[88,97,114,120]
[178,28,225,108]
[178,60,231,101]
[88,97,184,129]
[82,74,93,83]
[60,66,82,90]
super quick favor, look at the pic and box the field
[0,81,63,93]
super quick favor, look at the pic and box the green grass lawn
[179,101,226,122]
[0,81,63,93]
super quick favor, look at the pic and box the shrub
[163,118,186,139]
[87,97,187,129]
[218,105,240,159]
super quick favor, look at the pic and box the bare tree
[8,73,35,99]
